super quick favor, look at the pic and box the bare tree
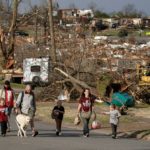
[39,0,48,8]
[0,0,4,10]
[121,3,144,18]
[0,0,22,69]
[21,0,34,12]
[88,1,97,11]
[1,0,12,12]
[68,3,77,9]
[48,0,56,63]
[8,0,20,58]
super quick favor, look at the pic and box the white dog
[16,114,31,137]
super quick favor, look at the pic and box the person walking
[52,99,65,136]
[77,88,96,137]
[0,98,8,137]
[103,104,121,139]
[0,80,15,132]
[15,84,38,137]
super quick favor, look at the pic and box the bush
[118,29,128,37]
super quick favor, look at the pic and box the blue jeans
[80,112,91,135]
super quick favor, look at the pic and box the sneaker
[83,133,89,138]
[2,134,6,137]
[112,135,115,139]
[58,132,62,136]
[32,131,38,137]
[56,131,59,136]
[7,127,11,132]
[7,129,10,132]
[112,135,117,139]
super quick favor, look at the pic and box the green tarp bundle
[111,92,134,107]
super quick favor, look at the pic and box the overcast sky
[57,0,150,15]
[20,0,150,15]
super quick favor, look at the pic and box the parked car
[95,21,108,31]
[111,23,119,28]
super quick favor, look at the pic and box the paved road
[0,115,150,150]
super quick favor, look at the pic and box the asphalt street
[0,114,150,150]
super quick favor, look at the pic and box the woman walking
[77,88,96,137]
[0,80,15,132]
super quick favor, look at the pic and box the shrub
[118,29,128,37]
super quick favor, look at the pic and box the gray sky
[20,0,150,15]
[57,0,150,15]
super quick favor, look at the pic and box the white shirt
[105,110,121,125]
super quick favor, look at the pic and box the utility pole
[48,0,56,63]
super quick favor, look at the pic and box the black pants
[1,121,7,135]
[55,119,62,132]
[111,123,117,137]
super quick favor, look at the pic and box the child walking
[103,104,121,139]
[52,100,65,136]
[0,98,8,137]
[0,80,15,132]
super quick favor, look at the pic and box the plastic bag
[74,115,81,125]
[91,120,101,129]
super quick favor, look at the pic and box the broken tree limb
[54,67,98,96]
[55,67,91,88]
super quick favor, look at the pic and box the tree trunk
[34,6,38,44]
[0,28,6,70]
[43,9,48,45]
[8,0,18,58]
[55,67,98,96]
[48,0,56,63]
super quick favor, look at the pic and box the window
[31,66,41,72]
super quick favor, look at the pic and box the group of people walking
[77,88,121,139]
[0,80,15,136]
[52,87,121,139]
[0,81,38,137]
[0,80,121,139]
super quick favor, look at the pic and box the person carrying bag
[51,99,65,136]
[77,88,96,137]
[91,111,101,129]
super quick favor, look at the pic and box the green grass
[134,103,150,109]
[11,83,25,89]
[36,101,139,127]
[120,115,137,123]
[64,117,74,123]
[94,28,150,37]
[96,75,112,96]
[0,80,25,89]
[93,29,118,36]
